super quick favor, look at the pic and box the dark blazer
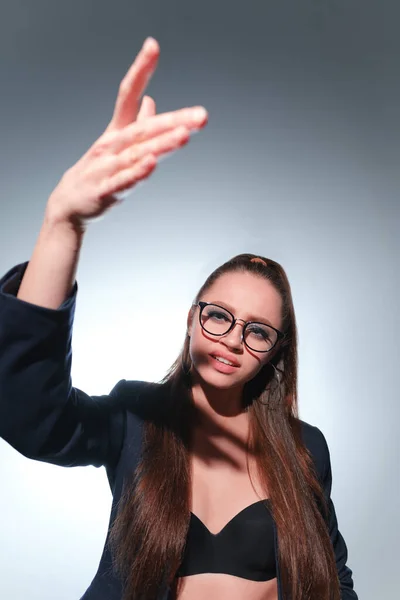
[0,261,358,600]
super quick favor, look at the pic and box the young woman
[0,38,357,600]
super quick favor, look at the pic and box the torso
[173,414,278,600]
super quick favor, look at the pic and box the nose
[220,320,245,349]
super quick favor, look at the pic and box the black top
[0,261,358,600]
[175,499,276,581]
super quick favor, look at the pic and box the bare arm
[16,215,85,310]
[16,37,207,311]
[0,37,207,471]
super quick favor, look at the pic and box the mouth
[210,353,240,368]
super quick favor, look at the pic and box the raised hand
[46,37,208,226]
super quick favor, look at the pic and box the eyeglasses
[195,301,285,353]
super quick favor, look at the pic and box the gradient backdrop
[1,1,399,598]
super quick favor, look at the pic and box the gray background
[1,1,399,598]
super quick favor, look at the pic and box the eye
[207,310,230,322]
[247,324,271,340]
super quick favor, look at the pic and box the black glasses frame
[195,301,285,353]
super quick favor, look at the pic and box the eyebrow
[209,299,275,327]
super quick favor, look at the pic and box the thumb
[137,95,157,121]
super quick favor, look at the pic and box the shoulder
[104,379,168,469]
[296,418,331,481]
[111,378,169,424]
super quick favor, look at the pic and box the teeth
[214,356,235,366]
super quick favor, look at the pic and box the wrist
[43,205,87,239]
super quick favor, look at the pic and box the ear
[187,306,195,337]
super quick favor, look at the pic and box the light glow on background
[0,1,399,598]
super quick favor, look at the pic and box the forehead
[201,271,282,328]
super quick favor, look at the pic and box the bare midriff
[171,416,278,600]
[174,574,278,600]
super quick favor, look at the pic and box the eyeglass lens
[200,304,277,352]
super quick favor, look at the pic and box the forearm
[17,211,86,310]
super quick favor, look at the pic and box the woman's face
[187,271,283,391]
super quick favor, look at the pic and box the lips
[210,351,240,367]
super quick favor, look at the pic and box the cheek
[188,332,211,369]
[189,332,267,380]
[247,359,267,380]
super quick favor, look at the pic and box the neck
[189,374,249,433]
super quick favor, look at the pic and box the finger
[93,126,189,182]
[117,126,190,169]
[108,38,160,131]
[112,106,208,154]
[137,95,156,121]
[99,154,157,199]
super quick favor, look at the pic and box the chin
[191,362,246,391]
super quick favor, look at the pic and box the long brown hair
[109,253,341,600]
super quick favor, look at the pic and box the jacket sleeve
[318,428,358,600]
[0,261,126,469]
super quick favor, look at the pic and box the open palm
[46,37,208,226]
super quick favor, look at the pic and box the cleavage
[190,498,270,536]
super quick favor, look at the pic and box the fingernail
[194,107,208,122]
[144,37,157,52]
